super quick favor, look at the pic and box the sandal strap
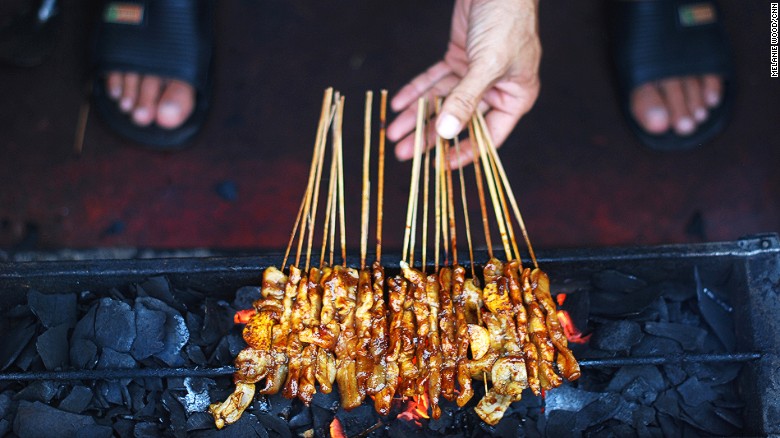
[608,0,732,91]
[94,0,213,90]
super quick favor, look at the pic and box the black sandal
[607,0,733,151]
[91,0,215,150]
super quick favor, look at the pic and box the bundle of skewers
[209,88,580,428]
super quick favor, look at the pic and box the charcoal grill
[1,233,778,436]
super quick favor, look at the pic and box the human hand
[387,0,542,168]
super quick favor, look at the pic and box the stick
[320,148,338,268]
[402,97,426,264]
[421,136,431,273]
[360,91,373,270]
[304,96,332,272]
[444,140,458,266]
[335,96,348,266]
[468,121,493,259]
[477,112,538,268]
[434,118,443,272]
[455,137,477,278]
[472,116,511,259]
[283,88,333,271]
[376,90,388,264]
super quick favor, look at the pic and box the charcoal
[633,296,669,322]
[621,377,657,405]
[233,285,262,310]
[677,376,716,407]
[0,391,12,416]
[13,380,58,403]
[545,410,581,437]
[13,400,96,437]
[590,320,642,351]
[96,380,124,406]
[311,405,334,438]
[134,422,162,437]
[606,366,665,393]
[186,312,204,345]
[288,406,311,428]
[428,405,455,432]
[97,347,137,369]
[130,304,166,360]
[162,389,187,438]
[684,362,742,385]
[654,390,680,417]
[71,304,97,340]
[643,322,707,351]
[36,323,70,370]
[574,393,621,430]
[27,290,78,329]
[0,419,9,437]
[388,416,429,438]
[59,386,93,414]
[657,281,696,302]
[76,424,113,438]
[136,297,189,366]
[70,338,98,369]
[611,398,638,424]
[200,299,235,345]
[713,405,744,429]
[311,387,340,411]
[258,412,293,438]
[661,364,688,386]
[336,404,377,436]
[491,413,522,438]
[112,418,135,438]
[266,391,294,416]
[697,286,736,351]
[136,276,179,310]
[656,413,678,437]
[544,385,602,414]
[0,318,36,370]
[186,344,208,366]
[592,270,647,293]
[632,405,655,427]
[177,377,214,414]
[631,335,683,357]
[226,325,246,356]
[15,336,41,371]
[94,298,136,353]
[679,400,737,436]
[193,412,270,438]
[187,412,216,432]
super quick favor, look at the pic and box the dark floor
[0,0,778,256]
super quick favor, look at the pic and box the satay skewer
[402,97,426,265]
[467,122,494,259]
[335,96,348,266]
[360,91,373,270]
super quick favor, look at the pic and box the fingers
[390,61,452,113]
[437,69,496,139]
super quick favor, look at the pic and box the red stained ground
[0,0,778,254]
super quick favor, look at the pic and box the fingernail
[436,113,461,140]
[120,97,133,112]
[646,107,668,130]
[694,107,707,122]
[706,91,721,107]
[676,117,695,135]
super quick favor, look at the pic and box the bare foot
[105,71,195,129]
[630,74,722,136]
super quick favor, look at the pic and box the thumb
[436,71,494,139]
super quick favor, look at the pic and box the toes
[156,79,195,129]
[701,74,723,108]
[106,72,123,101]
[133,75,163,126]
[659,78,695,136]
[630,82,669,135]
[682,76,708,123]
[119,72,140,113]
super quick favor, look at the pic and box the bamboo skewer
[334,96,348,266]
[476,113,538,268]
[455,137,477,279]
[402,97,426,265]
[360,91,373,270]
[320,149,338,268]
[480,123,520,262]
[376,90,388,264]
[434,122,443,272]
[468,122,494,259]
[444,141,458,267]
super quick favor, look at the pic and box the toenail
[694,108,707,122]
[109,86,121,99]
[645,107,668,130]
[705,91,721,107]
[158,102,181,120]
[133,108,150,123]
[676,117,695,135]
[120,97,133,112]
